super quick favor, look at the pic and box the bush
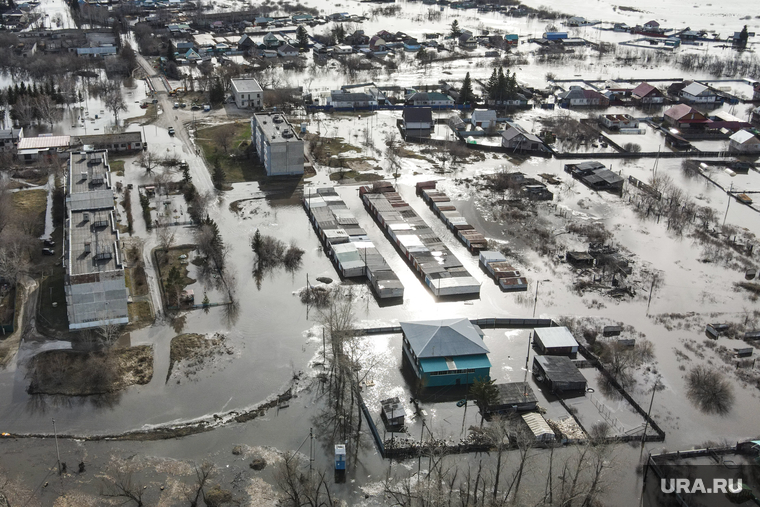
[623,142,641,153]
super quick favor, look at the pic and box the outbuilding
[533,327,579,357]
[532,355,587,393]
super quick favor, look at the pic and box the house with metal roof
[533,327,579,357]
[631,82,665,104]
[680,82,718,104]
[17,135,71,163]
[400,318,491,388]
[532,355,587,393]
[330,90,378,109]
[557,87,609,108]
[663,104,709,129]
[564,161,624,193]
[729,129,760,153]
[406,91,454,108]
[501,124,549,153]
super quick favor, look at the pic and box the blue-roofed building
[401,319,491,388]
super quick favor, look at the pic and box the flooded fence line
[353,318,557,337]
[577,344,666,441]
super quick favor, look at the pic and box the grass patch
[305,134,361,165]
[167,332,228,382]
[11,188,47,237]
[128,301,153,327]
[197,122,267,184]
[110,160,125,175]
[125,244,149,297]
[329,170,384,182]
[27,345,154,395]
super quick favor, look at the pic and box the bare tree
[274,452,335,507]
[101,470,145,507]
[34,95,62,129]
[185,462,214,507]
[211,123,237,154]
[137,151,160,174]
[103,83,128,125]
[156,221,176,252]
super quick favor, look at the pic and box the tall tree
[450,19,462,37]
[103,83,127,125]
[458,72,475,105]
[167,40,176,62]
[738,25,749,49]
[296,25,309,50]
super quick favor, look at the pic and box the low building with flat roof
[230,77,263,109]
[532,355,587,393]
[73,131,144,152]
[64,150,128,330]
[250,113,304,176]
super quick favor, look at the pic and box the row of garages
[415,181,488,254]
[360,182,480,298]
[303,187,403,300]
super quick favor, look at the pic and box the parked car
[43,239,55,247]
[42,248,55,256]
[173,102,180,109]
[168,127,175,136]
[179,160,189,170]
[203,104,211,112]
[191,104,201,111]
[179,102,187,108]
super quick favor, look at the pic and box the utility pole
[723,183,733,226]
[53,418,61,475]
[532,280,540,318]
[639,376,660,461]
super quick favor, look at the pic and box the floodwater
[2,0,760,504]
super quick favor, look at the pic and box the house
[663,104,709,129]
[471,109,497,129]
[230,78,263,109]
[277,44,299,57]
[505,33,519,45]
[176,41,195,52]
[403,38,421,51]
[631,82,666,104]
[567,16,587,27]
[369,35,387,51]
[643,20,661,31]
[237,34,256,52]
[520,184,553,201]
[0,128,23,152]
[330,90,378,109]
[291,13,313,23]
[184,49,201,62]
[532,355,587,393]
[401,107,433,140]
[522,413,556,442]
[64,150,128,330]
[680,82,718,104]
[486,382,538,414]
[533,327,579,357]
[262,32,283,49]
[557,87,609,107]
[407,92,454,107]
[458,32,477,49]
[599,114,639,130]
[250,113,304,176]
[501,124,549,153]
[1,9,24,25]
[400,318,491,388]
[334,45,353,55]
[564,161,624,193]
[729,130,760,153]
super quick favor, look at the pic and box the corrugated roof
[522,412,554,439]
[401,318,489,358]
[534,326,578,350]
[18,135,70,150]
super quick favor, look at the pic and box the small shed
[521,413,555,442]
[603,325,622,337]
[533,355,587,393]
[487,382,538,414]
[380,397,405,430]
[745,330,760,341]
[533,327,579,357]
[566,251,594,267]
